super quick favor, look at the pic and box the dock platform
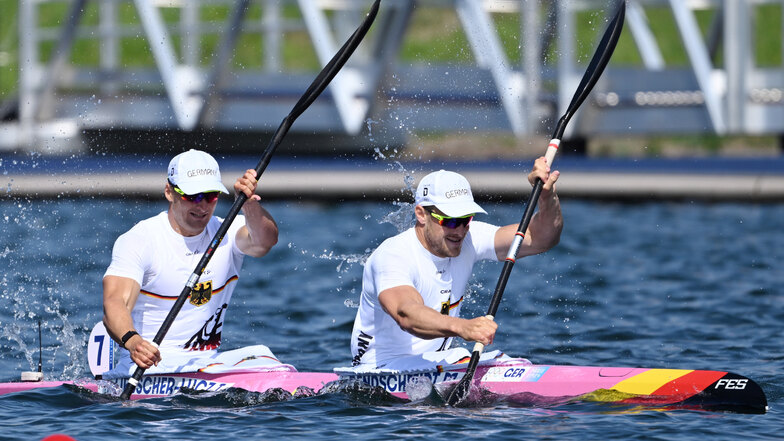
[3,155,784,202]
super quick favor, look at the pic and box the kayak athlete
[349,158,562,371]
[102,149,284,377]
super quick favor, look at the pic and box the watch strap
[120,330,139,348]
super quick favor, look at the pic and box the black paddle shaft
[446,1,626,406]
[120,0,381,400]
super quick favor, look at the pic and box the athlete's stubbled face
[165,184,219,237]
[415,205,469,258]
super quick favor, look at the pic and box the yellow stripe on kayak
[612,369,692,395]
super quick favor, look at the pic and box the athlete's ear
[414,205,428,225]
[164,181,175,203]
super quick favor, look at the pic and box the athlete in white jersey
[349,161,562,371]
[102,149,281,376]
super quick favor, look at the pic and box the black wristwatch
[120,330,139,348]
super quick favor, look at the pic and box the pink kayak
[0,359,767,413]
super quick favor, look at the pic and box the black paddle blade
[553,0,626,140]
[445,352,481,406]
[255,0,381,177]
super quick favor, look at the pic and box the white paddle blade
[87,321,116,377]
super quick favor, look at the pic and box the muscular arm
[236,201,279,257]
[234,169,279,257]
[495,156,563,259]
[102,275,161,369]
[378,285,497,346]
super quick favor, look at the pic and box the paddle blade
[445,375,472,406]
[553,0,626,140]
[445,351,481,406]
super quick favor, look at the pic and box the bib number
[87,321,116,377]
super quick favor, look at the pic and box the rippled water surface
[0,197,781,440]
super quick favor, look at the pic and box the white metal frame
[5,0,784,153]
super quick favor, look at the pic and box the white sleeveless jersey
[104,212,246,361]
[351,221,500,368]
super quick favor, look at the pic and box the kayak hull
[0,360,767,413]
[342,362,767,413]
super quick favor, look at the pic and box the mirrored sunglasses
[429,210,474,228]
[170,182,220,204]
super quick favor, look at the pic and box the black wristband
[120,330,139,348]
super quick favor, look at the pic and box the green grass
[0,0,19,100]
[1,2,782,102]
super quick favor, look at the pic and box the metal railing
[3,0,784,153]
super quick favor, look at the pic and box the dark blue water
[0,196,781,440]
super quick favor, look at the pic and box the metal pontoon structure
[2,0,784,154]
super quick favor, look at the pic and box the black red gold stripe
[141,275,239,300]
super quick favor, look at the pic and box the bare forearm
[519,155,563,254]
[102,276,139,342]
[395,303,496,345]
[527,190,563,252]
[103,298,135,343]
[102,276,161,368]
[395,304,461,340]
[380,286,497,346]
[239,201,279,257]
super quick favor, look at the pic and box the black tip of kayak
[681,372,768,414]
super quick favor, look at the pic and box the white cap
[167,149,229,195]
[415,170,486,217]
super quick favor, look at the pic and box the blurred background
[2,0,784,161]
[0,5,782,436]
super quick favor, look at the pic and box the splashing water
[365,118,378,144]
[405,375,436,402]
[374,161,418,234]
[0,197,101,381]
[317,250,368,274]
[379,200,415,234]
[44,300,86,380]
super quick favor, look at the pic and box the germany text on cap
[167,149,230,195]
[415,170,486,217]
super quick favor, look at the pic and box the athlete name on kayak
[114,376,234,395]
[353,371,461,393]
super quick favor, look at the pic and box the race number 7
[87,322,115,377]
